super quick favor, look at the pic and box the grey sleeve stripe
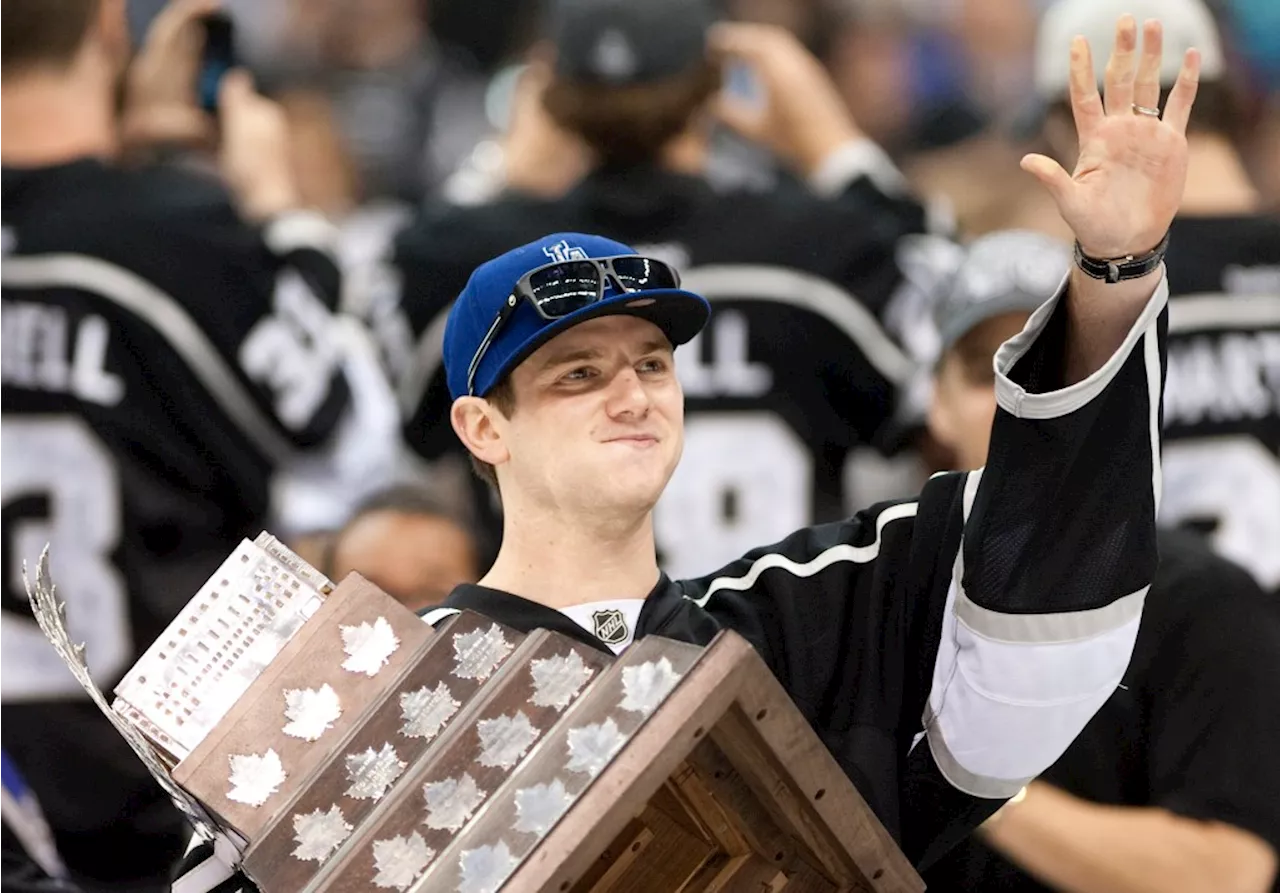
[262,209,340,256]
[994,270,1170,420]
[1167,292,1280,333]
[806,138,911,199]
[924,702,1034,800]
[955,586,1148,644]
[2,253,297,464]
[679,265,914,385]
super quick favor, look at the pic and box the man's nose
[605,367,652,420]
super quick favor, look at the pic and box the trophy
[26,533,922,892]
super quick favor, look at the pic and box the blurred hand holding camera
[120,0,219,154]
[709,22,866,178]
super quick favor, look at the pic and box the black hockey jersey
[1159,214,1280,593]
[1,159,350,883]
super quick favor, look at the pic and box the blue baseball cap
[443,233,711,399]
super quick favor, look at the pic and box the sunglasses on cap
[466,254,681,396]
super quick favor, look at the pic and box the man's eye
[563,366,596,381]
[638,358,668,374]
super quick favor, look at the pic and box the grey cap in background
[934,230,1073,352]
[549,0,715,86]
[1034,0,1226,101]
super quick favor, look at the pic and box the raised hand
[1021,16,1200,259]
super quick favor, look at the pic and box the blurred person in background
[321,484,482,612]
[227,0,492,207]
[1,0,353,887]
[1025,0,1280,593]
[918,230,1280,893]
[387,0,941,578]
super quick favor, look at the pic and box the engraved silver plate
[345,743,407,801]
[226,748,286,806]
[529,651,594,711]
[372,832,435,891]
[451,625,513,681]
[423,773,485,832]
[475,712,539,770]
[112,537,332,758]
[282,684,342,741]
[457,841,519,893]
[291,805,352,862]
[564,719,625,778]
[619,657,681,717]
[512,780,573,836]
[399,682,460,741]
[341,617,400,676]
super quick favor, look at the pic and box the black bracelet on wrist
[1073,231,1170,283]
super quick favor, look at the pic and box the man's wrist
[1073,232,1170,284]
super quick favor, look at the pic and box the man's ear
[451,396,511,467]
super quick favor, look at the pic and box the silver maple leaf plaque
[340,617,400,677]
[457,840,519,893]
[513,779,574,836]
[451,624,512,681]
[422,772,485,832]
[344,743,407,801]
[565,719,626,778]
[619,657,682,716]
[529,651,594,711]
[291,805,352,862]
[226,748,286,806]
[476,712,539,770]
[282,684,342,741]
[399,681,460,741]
[372,831,434,891]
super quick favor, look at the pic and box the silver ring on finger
[1131,103,1161,117]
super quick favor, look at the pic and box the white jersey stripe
[689,500,920,608]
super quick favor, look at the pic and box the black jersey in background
[387,158,929,575]
[1,159,350,888]
[1160,213,1280,593]
[921,528,1280,892]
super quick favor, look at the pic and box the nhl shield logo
[591,609,628,646]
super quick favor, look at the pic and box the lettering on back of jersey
[1165,331,1280,425]
[239,270,341,430]
[679,310,773,398]
[1,300,124,406]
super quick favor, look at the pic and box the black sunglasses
[466,254,681,396]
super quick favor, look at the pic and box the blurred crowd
[2,0,1278,891]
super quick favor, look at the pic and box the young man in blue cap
[422,14,1197,870]
[178,14,1201,889]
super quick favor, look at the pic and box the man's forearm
[981,782,1277,893]
[1062,263,1163,385]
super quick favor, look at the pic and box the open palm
[1022,17,1201,259]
